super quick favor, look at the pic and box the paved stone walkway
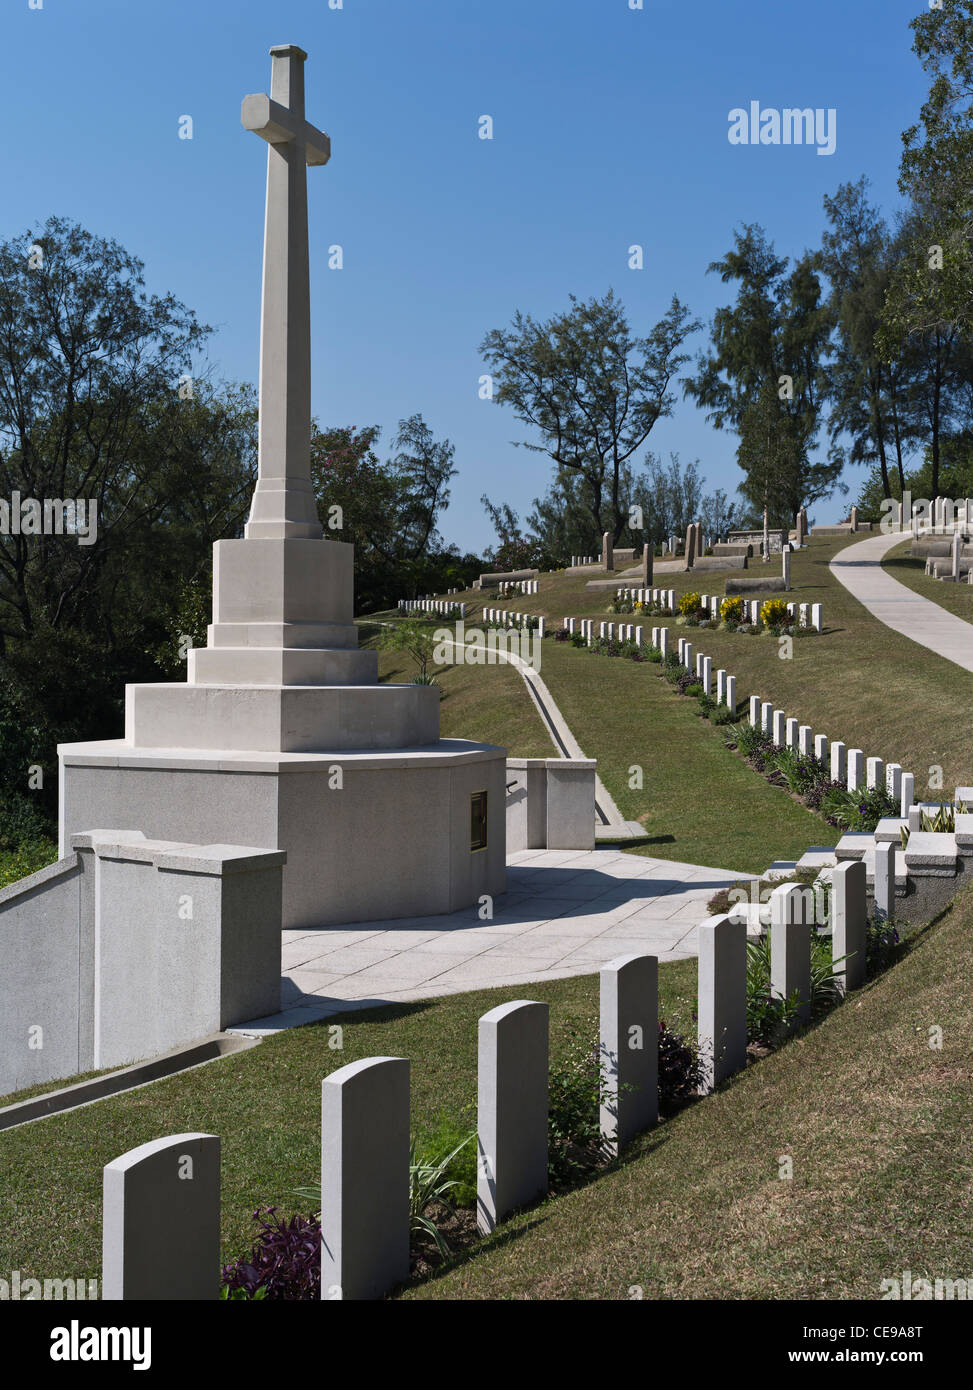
[830,531,973,675]
[231,848,754,1035]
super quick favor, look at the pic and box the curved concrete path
[830,531,973,675]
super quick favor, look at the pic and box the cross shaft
[241,45,330,540]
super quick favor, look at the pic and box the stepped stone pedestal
[60,535,506,929]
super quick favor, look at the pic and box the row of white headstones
[657,631,914,816]
[99,869,874,1302]
[612,587,825,629]
[495,579,539,595]
[563,606,824,651]
[481,608,546,634]
[398,598,466,617]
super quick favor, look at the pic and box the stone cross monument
[58,45,506,931]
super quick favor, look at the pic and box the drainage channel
[0,1033,260,1132]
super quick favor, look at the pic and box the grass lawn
[368,610,831,875]
[537,640,831,875]
[0,959,698,1281]
[439,536,973,796]
[404,877,973,1300]
[3,882,970,1300]
[365,628,554,759]
[881,538,973,623]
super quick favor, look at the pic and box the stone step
[955,814,973,850]
[834,833,874,861]
[764,860,799,880]
[903,832,958,877]
[796,847,838,871]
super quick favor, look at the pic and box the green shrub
[712,704,737,726]
[820,784,898,832]
[746,930,843,1045]
[0,839,59,890]
[548,1035,612,1187]
[866,918,901,975]
[736,721,768,758]
[292,1129,475,1262]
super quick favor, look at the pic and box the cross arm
[242,92,331,165]
[242,93,297,144]
[304,124,331,166]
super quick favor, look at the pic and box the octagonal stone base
[58,740,506,929]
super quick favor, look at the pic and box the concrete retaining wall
[0,831,285,1097]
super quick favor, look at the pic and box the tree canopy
[480,290,699,544]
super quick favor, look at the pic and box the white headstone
[847,748,864,792]
[831,860,866,995]
[600,954,658,1153]
[321,1057,410,1301]
[103,1133,220,1300]
[697,914,747,1094]
[874,840,895,922]
[900,772,914,819]
[886,763,902,803]
[770,884,811,1028]
[477,1001,548,1233]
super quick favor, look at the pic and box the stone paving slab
[228,848,756,1035]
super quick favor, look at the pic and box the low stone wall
[724,575,788,596]
[691,555,748,572]
[506,758,596,851]
[0,830,285,1096]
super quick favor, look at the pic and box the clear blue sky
[3,0,930,552]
